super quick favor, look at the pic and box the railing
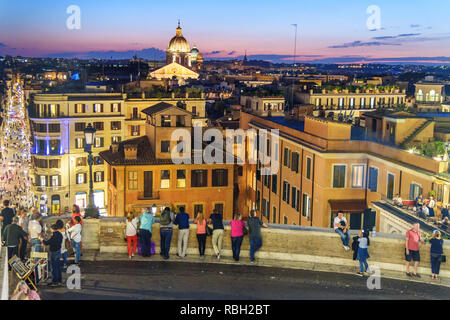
[138,191,160,200]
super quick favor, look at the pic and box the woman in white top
[428,196,436,217]
[126,212,139,259]
[68,216,82,264]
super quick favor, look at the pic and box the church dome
[190,45,200,61]
[168,23,190,53]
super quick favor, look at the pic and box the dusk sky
[1,0,449,64]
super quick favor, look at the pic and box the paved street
[39,260,450,300]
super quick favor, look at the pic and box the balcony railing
[138,191,160,200]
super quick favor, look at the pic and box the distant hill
[45,48,166,60]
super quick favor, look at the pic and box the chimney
[124,145,138,160]
[111,143,119,153]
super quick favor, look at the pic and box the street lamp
[152,204,157,215]
[84,123,99,219]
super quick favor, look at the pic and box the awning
[329,200,366,213]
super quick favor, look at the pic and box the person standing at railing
[429,230,444,280]
[139,208,154,257]
[247,209,269,263]
[405,223,424,278]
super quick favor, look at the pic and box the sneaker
[129,256,132,260]
[217,253,220,260]
[250,260,255,264]
[131,253,135,257]
[414,273,421,278]
[345,246,350,251]
[356,272,364,277]
[200,255,205,259]
[406,272,412,277]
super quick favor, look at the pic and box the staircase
[400,120,433,148]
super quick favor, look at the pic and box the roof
[141,102,194,117]
[262,116,305,132]
[329,200,366,213]
[362,109,432,120]
[100,135,237,166]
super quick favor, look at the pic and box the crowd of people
[1,201,84,287]
[333,210,446,280]
[125,207,268,263]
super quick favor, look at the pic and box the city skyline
[1,0,450,64]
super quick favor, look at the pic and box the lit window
[352,165,365,188]
[160,170,170,189]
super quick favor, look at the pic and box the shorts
[405,249,420,262]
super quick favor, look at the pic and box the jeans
[359,259,369,272]
[231,236,243,261]
[250,238,263,261]
[139,229,152,257]
[160,228,173,259]
[430,253,442,275]
[72,240,81,263]
[197,233,206,256]
[50,251,62,283]
[61,251,68,265]
[127,235,138,257]
[19,237,27,260]
[31,238,41,253]
[212,229,224,255]
[335,228,350,246]
[177,229,190,257]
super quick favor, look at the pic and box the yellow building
[240,95,285,116]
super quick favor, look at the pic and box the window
[111,136,121,144]
[177,170,186,188]
[271,174,277,194]
[262,199,269,219]
[75,138,85,149]
[256,190,261,210]
[94,156,104,165]
[212,169,228,187]
[333,165,346,188]
[302,194,311,218]
[111,121,121,130]
[75,123,86,132]
[76,173,87,184]
[409,183,422,200]
[50,175,60,187]
[128,171,138,190]
[76,157,87,167]
[194,204,203,218]
[161,115,171,127]
[35,123,47,133]
[94,137,104,148]
[291,187,298,209]
[48,140,60,155]
[94,104,103,113]
[282,181,290,203]
[75,104,85,113]
[272,207,277,223]
[214,203,224,215]
[112,168,117,187]
[48,124,60,133]
[306,157,312,180]
[40,175,47,187]
[176,115,185,127]
[291,152,299,173]
[94,171,104,182]
[49,159,60,169]
[387,173,395,200]
[160,170,170,189]
[161,141,170,153]
[131,125,140,136]
[352,164,365,188]
[284,216,288,225]
[111,103,121,113]
[283,148,291,168]
[368,167,378,192]
[35,158,48,168]
[93,122,104,131]
[263,174,270,188]
[191,170,207,188]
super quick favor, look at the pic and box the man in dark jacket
[0,200,15,236]
[43,224,63,286]
[2,216,27,267]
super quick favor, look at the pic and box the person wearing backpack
[139,208,154,257]
[159,207,175,260]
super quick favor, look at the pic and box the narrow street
[0,80,34,209]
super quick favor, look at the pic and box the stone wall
[90,218,450,278]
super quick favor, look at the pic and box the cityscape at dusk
[0,0,449,309]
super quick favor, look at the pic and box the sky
[0,0,449,64]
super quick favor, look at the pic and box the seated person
[418,205,428,219]
[422,204,430,217]
[415,194,424,208]
[441,206,449,221]
[393,194,404,207]
[334,211,350,251]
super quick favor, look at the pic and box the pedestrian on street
[230,213,246,262]
[174,207,190,258]
[55,220,69,268]
[2,216,27,266]
[356,229,371,276]
[139,208,154,257]
[247,210,269,263]
[68,216,82,264]
[159,207,175,260]
[209,209,224,260]
[126,212,139,259]
[194,212,207,258]
[405,223,424,278]
[0,199,15,235]
[28,212,43,254]
[429,230,444,280]
[43,224,63,286]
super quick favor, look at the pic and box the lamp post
[84,123,99,219]
[152,204,157,215]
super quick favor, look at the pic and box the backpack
[160,210,171,226]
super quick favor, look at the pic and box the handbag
[441,254,447,263]
[243,226,248,236]
[206,224,213,236]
